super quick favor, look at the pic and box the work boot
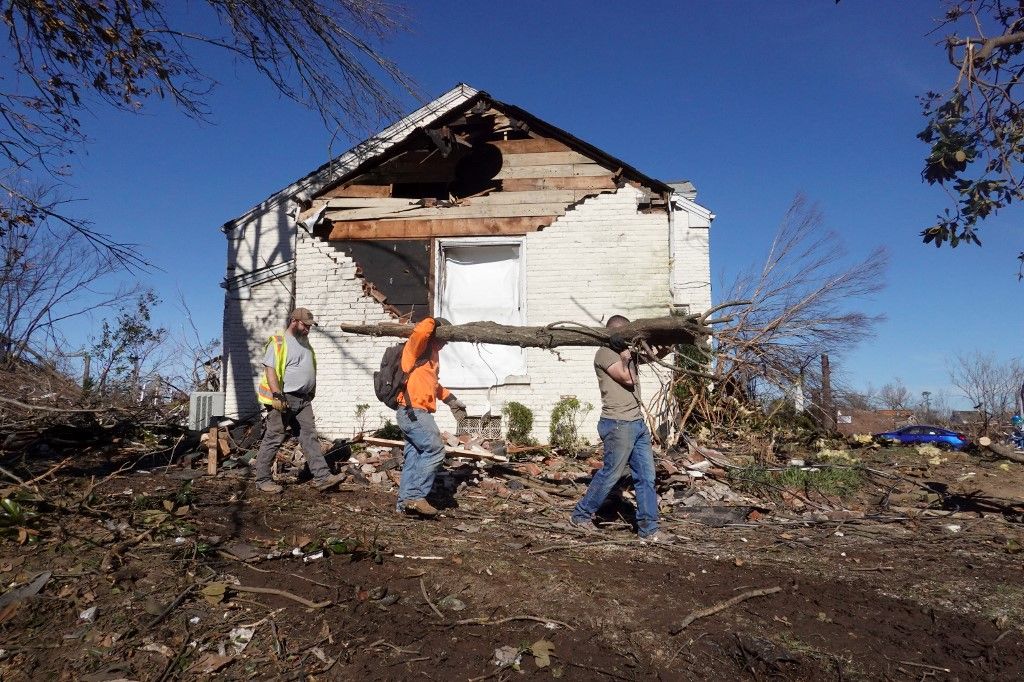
[638,531,675,545]
[568,516,601,534]
[257,480,283,494]
[313,473,346,493]
[402,498,438,517]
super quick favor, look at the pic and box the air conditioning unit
[189,392,225,431]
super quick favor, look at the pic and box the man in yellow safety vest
[252,308,344,494]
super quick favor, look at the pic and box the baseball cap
[290,308,318,326]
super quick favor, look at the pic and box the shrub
[502,401,535,445]
[375,419,403,440]
[549,396,592,454]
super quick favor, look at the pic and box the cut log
[978,437,1024,464]
[339,315,707,349]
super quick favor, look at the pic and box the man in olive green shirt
[570,314,666,542]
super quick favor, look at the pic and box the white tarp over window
[438,243,526,388]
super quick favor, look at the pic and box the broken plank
[325,203,568,222]
[490,138,573,153]
[300,197,422,221]
[207,426,218,476]
[319,183,392,199]
[500,151,595,167]
[495,163,612,179]
[328,216,556,240]
[317,197,424,209]
[362,436,508,462]
[466,189,611,205]
[502,177,618,191]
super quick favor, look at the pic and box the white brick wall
[445,186,676,442]
[291,225,397,438]
[222,185,712,442]
[222,273,293,420]
[672,207,712,313]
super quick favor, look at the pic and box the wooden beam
[328,216,556,240]
[495,163,612,179]
[319,183,392,199]
[359,436,509,462]
[325,203,569,222]
[501,176,618,191]
[500,151,594,167]
[490,138,573,153]
[207,426,218,476]
[467,189,612,204]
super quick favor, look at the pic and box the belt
[286,391,313,401]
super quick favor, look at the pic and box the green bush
[503,401,536,445]
[375,419,403,440]
[549,396,592,454]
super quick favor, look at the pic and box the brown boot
[403,498,438,517]
[313,473,346,493]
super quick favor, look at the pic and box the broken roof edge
[489,98,676,197]
[220,83,481,233]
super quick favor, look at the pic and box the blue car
[873,425,970,451]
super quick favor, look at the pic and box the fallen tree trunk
[977,437,1024,465]
[338,315,708,349]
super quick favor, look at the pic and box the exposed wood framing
[328,217,554,240]
[320,183,392,198]
[493,163,611,179]
[490,138,572,153]
[500,176,618,190]
[325,203,569,222]
[499,151,594,166]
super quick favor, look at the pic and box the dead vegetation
[2,195,1021,678]
[0,409,1022,680]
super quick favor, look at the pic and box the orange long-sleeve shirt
[397,317,451,412]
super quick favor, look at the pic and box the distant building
[949,410,984,427]
[835,409,916,436]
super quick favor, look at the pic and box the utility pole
[821,353,834,432]
[921,391,931,421]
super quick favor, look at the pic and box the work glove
[608,332,629,353]
[444,394,468,422]
[271,392,287,412]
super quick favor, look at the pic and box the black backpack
[373,342,428,409]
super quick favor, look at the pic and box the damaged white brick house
[220,84,713,441]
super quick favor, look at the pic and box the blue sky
[63,0,1020,406]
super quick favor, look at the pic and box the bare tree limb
[339,315,712,349]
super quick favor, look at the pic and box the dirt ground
[0,442,1022,681]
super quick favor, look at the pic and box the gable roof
[222,83,683,232]
[222,83,480,232]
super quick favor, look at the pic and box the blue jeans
[572,418,659,537]
[396,408,446,509]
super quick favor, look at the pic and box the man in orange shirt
[395,317,467,516]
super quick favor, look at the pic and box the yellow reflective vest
[256,332,316,405]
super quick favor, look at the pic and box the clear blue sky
[64,0,1020,406]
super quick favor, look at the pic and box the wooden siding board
[501,176,618,191]
[499,151,594,166]
[494,163,612,179]
[490,138,573,153]
[325,203,568,222]
[328,216,555,240]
